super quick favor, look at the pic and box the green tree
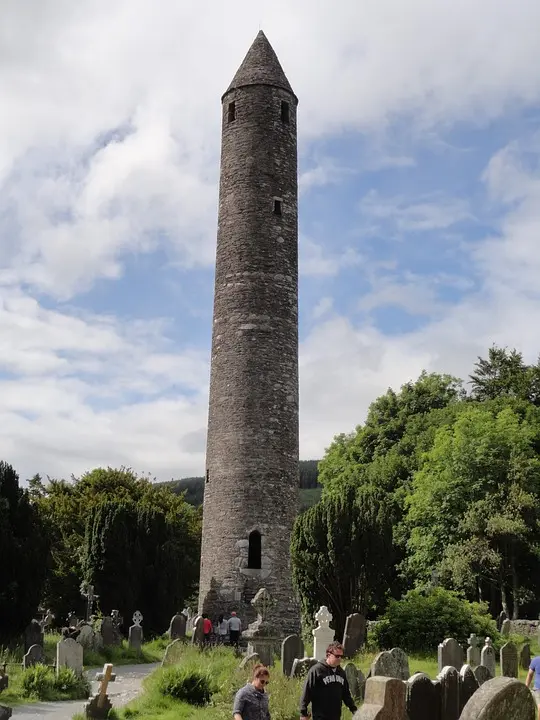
[470,346,540,405]
[291,484,395,636]
[403,404,540,617]
[0,461,49,644]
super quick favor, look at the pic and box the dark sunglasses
[260,679,270,685]
[329,652,343,659]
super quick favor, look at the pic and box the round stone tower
[198,31,299,635]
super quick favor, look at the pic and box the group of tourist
[202,611,242,647]
[233,641,357,720]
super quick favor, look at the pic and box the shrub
[373,587,498,653]
[158,665,215,706]
[21,664,54,699]
[54,666,91,699]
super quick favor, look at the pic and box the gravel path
[11,662,158,720]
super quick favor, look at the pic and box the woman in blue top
[525,656,540,719]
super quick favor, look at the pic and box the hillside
[159,459,321,512]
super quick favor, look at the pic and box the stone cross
[252,588,275,622]
[81,584,99,622]
[132,611,143,627]
[97,663,113,709]
[312,606,335,661]
[467,633,481,667]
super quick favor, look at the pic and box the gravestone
[437,666,459,720]
[22,644,44,669]
[243,588,281,666]
[312,606,335,661]
[480,638,496,678]
[343,613,366,658]
[467,634,481,667]
[0,707,12,720]
[371,650,400,678]
[191,615,204,646]
[390,648,410,680]
[438,638,464,672]
[101,617,115,647]
[23,620,43,652]
[291,657,317,678]
[355,676,407,720]
[128,611,143,652]
[473,665,493,686]
[168,613,187,640]
[406,672,441,720]
[56,637,83,677]
[459,664,479,713]
[500,619,511,637]
[239,653,260,670]
[496,610,507,632]
[84,662,114,719]
[77,624,95,649]
[0,673,8,693]
[345,663,360,700]
[281,635,304,677]
[460,676,536,720]
[520,643,531,671]
[500,641,518,678]
[162,639,183,667]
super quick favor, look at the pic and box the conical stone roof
[223,30,296,99]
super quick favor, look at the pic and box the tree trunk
[501,582,509,617]
[511,554,519,620]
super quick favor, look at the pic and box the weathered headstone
[77,624,95,649]
[390,648,410,680]
[459,664,479,713]
[438,638,464,672]
[500,641,518,678]
[291,657,317,678]
[0,706,12,720]
[239,652,260,670]
[162,639,183,667]
[460,676,536,720]
[500,619,512,637]
[281,635,304,677]
[23,620,43,652]
[168,613,187,640]
[312,606,335,661]
[467,634,481,667]
[191,615,204,646]
[84,662,114,719]
[354,676,407,720]
[56,637,83,677]
[100,617,115,647]
[473,665,493,686]
[22,644,44,670]
[345,662,360,700]
[520,643,531,671]
[406,672,441,720]
[128,611,143,652]
[480,638,496,678]
[371,651,400,679]
[343,613,366,658]
[437,666,459,720]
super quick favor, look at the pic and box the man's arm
[526,668,535,688]
[299,668,316,719]
[341,675,357,714]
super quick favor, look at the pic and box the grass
[0,633,168,707]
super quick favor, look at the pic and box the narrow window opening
[281,100,290,124]
[273,199,282,216]
[205,469,209,484]
[227,102,236,123]
[247,530,262,569]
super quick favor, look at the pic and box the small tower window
[228,102,236,123]
[273,198,282,216]
[281,100,290,124]
[248,530,262,569]
[205,469,209,484]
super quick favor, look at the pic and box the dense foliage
[0,462,49,645]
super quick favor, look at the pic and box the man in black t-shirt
[300,641,357,720]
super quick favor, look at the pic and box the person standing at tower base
[228,611,242,647]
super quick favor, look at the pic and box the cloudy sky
[2,0,540,482]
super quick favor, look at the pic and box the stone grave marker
[355,676,407,720]
[500,641,518,678]
[406,672,441,720]
[496,610,507,632]
[162,639,183,666]
[520,643,531,671]
[191,615,204,646]
[371,651,399,678]
[460,676,536,720]
[239,653,260,670]
[128,611,143,652]
[24,620,43,652]
[438,638,464,672]
[0,671,8,693]
[22,644,44,670]
[437,666,459,720]
[281,634,304,677]
[473,665,493,686]
[56,637,83,677]
[480,638,496,678]
[312,606,335,661]
[342,613,366,658]
[500,619,511,637]
[100,617,115,647]
[77,624,95,649]
[168,613,187,640]
[84,662,114,719]
[467,634,481,667]
[0,707,12,720]
[345,662,360,700]
[459,664,479,713]
[291,657,317,678]
[390,647,410,680]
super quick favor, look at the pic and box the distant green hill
[159,459,321,512]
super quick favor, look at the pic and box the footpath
[11,662,158,720]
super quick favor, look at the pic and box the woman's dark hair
[252,664,270,680]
